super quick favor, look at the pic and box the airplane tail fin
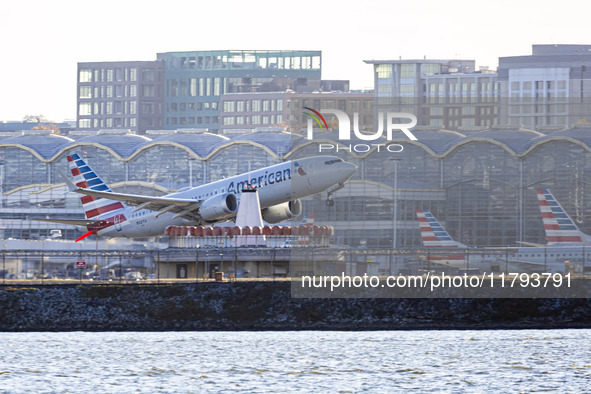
[67,153,124,219]
[301,215,315,226]
[536,188,589,246]
[416,209,467,248]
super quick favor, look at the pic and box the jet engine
[261,200,302,224]
[199,193,238,221]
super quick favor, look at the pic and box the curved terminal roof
[0,132,74,159]
[1,127,591,161]
[75,133,151,157]
[529,126,591,151]
[142,132,229,157]
[226,131,304,155]
[454,127,544,155]
[398,129,465,155]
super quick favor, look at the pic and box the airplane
[34,153,356,241]
[416,190,591,273]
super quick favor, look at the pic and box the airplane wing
[32,218,101,226]
[72,188,202,221]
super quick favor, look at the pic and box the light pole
[389,156,401,276]
[0,157,5,208]
[391,156,400,250]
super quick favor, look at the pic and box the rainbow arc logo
[302,107,328,131]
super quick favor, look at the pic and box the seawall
[1,283,590,331]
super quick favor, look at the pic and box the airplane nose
[339,162,357,180]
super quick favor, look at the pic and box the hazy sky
[1,0,590,122]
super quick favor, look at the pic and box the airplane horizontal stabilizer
[58,170,78,192]
[32,218,101,226]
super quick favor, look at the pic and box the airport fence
[0,246,587,285]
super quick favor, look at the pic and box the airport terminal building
[1,125,591,249]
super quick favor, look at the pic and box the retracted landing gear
[325,183,345,207]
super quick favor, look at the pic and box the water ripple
[0,329,589,392]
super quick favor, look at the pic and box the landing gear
[325,183,345,207]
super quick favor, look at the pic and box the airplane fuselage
[426,246,589,273]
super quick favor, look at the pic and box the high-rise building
[76,61,164,133]
[498,44,591,128]
[157,50,322,133]
[364,59,498,130]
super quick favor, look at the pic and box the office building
[76,61,165,133]
[364,59,498,130]
[498,44,591,128]
[156,50,322,133]
[219,91,373,134]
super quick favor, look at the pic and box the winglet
[58,170,78,192]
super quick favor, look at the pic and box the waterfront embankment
[0,282,590,331]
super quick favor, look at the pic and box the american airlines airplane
[416,189,591,273]
[35,153,356,241]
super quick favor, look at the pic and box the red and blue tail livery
[68,154,125,219]
[536,188,591,246]
[416,209,467,248]
[415,209,467,267]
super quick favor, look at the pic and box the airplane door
[114,214,122,231]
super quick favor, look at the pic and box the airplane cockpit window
[324,159,343,165]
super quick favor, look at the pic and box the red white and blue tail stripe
[536,188,589,246]
[301,215,315,226]
[416,209,467,248]
[67,153,125,219]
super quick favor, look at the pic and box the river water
[0,330,589,392]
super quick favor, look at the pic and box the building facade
[219,91,373,134]
[156,50,322,133]
[364,59,498,130]
[498,44,591,129]
[76,61,165,133]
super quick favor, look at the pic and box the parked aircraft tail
[301,215,315,226]
[536,188,591,246]
[416,209,468,248]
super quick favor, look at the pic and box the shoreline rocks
[0,283,590,331]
